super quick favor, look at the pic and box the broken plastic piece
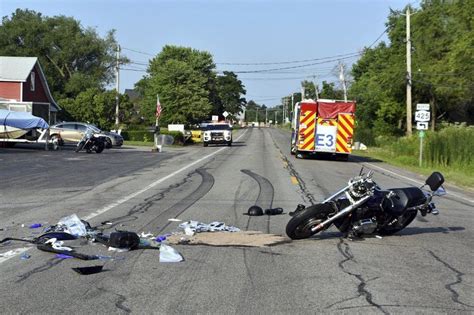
[168,218,182,222]
[56,254,74,259]
[159,244,184,263]
[155,235,167,242]
[57,214,87,237]
[20,252,31,260]
[45,238,73,251]
[29,223,42,229]
[72,265,104,275]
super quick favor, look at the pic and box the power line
[216,51,360,66]
[122,47,155,56]
[222,54,360,74]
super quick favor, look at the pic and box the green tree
[320,81,345,100]
[301,80,317,100]
[0,9,124,100]
[59,88,132,130]
[215,71,247,121]
[137,45,216,125]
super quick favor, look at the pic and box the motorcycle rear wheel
[379,210,417,235]
[286,203,334,240]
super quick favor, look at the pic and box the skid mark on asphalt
[96,171,197,230]
[15,258,63,283]
[240,169,274,234]
[334,239,389,314]
[94,286,131,313]
[427,250,473,308]
[141,168,215,233]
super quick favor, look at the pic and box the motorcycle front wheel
[286,203,334,240]
[95,141,105,153]
[75,141,85,153]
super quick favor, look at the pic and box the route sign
[416,103,430,111]
[417,121,429,130]
[415,110,430,122]
[222,111,229,118]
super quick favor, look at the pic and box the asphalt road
[0,128,473,314]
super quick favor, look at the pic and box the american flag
[156,96,162,118]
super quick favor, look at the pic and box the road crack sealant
[267,129,318,205]
[333,239,389,314]
[427,250,474,308]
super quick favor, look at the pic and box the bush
[121,130,154,142]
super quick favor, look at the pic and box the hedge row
[121,130,186,145]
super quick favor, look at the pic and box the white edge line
[0,129,248,265]
[0,247,31,264]
[364,162,474,204]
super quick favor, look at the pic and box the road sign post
[415,103,430,167]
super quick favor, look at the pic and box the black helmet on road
[247,205,263,216]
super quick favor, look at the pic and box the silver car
[50,122,123,148]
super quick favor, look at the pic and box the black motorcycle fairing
[383,187,427,216]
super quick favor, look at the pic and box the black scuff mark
[141,168,215,234]
[16,258,63,283]
[95,286,131,313]
[96,170,198,231]
[428,250,474,308]
[334,239,389,314]
[241,169,274,234]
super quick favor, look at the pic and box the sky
[1,0,413,108]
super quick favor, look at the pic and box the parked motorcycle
[286,169,445,239]
[75,128,105,153]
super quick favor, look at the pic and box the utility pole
[274,110,277,125]
[313,75,319,100]
[301,85,305,101]
[265,107,268,125]
[339,62,348,102]
[256,108,259,124]
[115,45,121,126]
[406,6,413,136]
[285,93,295,122]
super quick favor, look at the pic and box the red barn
[0,56,60,123]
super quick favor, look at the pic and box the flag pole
[154,95,160,152]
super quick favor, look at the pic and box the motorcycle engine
[352,218,378,234]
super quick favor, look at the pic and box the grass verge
[354,148,474,190]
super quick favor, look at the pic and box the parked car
[50,122,123,148]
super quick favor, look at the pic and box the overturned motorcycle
[75,128,105,153]
[286,169,445,240]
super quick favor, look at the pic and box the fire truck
[290,99,356,160]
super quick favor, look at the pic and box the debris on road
[29,223,42,229]
[178,220,240,234]
[159,244,184,263]
[264,207,284,215]
[247,205,263,216]
[72,265,104,275]
[20,252,31,260]
[168,231,287,248]
[168,218,182,222]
